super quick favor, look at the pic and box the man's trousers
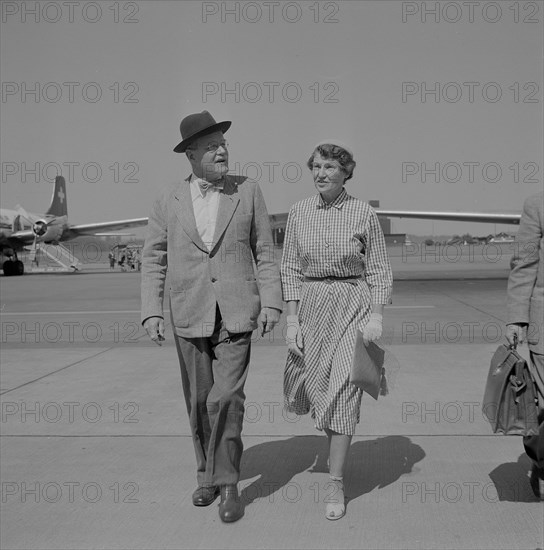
[524,352,544,473]
[173,307,252,487]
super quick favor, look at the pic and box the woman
[281,140,393,520]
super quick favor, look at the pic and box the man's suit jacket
[141,175,282,338]
[507,193,544,354]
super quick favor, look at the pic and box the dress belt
[303,275,361,285]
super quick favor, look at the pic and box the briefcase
[350,332,386,400]
[482,342,539,436]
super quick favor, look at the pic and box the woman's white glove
[286,315,304,358]
[362,313,383,345]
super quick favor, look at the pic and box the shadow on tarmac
[239,435,425,508]
[489,453,541,503]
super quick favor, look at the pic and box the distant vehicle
[489,234,515,243]
[446,237,463,245]
[0,176,147,276]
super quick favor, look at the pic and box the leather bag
[482,341,539,436]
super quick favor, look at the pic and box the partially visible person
[108,251,115,271]
[506,192,544,500]
[127,250,134,271]
[281,140,393,520]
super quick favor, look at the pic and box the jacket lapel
[173,176,208,253]
[211,178,240,253]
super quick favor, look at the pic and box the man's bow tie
[199,179,225,194]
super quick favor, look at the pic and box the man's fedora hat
[174,110,231,153]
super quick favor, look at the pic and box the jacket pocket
[169,290,189,328]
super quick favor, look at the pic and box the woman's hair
[307,143,356,181]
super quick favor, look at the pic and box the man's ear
[186,151,194,161]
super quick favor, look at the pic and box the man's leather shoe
[529,465,544,501]
[218,485,244,523]
[192,485,220,507]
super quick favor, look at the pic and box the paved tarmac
[1,249,543,550]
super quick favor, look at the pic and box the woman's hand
[286,314,304,358]
[362,313,383,345]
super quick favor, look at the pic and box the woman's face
[311,152,346,202]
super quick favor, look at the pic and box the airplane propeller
[15,206,46,263]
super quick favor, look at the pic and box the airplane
[1,175,523,276]
[0,176,148,276]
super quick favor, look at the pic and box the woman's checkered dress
[281,190,393,435]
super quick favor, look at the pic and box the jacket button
[211,277,217,283]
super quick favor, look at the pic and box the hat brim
[173,121,231,153]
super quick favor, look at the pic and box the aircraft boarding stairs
[27,242,81,272]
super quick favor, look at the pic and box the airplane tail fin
[46,176,68,217]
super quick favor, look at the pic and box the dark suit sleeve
[141,191,168,324]
[507,196,543,324]
[250,182,283,312]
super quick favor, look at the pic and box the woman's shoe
[325,476,345,520]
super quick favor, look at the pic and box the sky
[1,0,543,235]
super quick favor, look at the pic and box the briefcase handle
[508,336,529,403]
[508,333,519,351]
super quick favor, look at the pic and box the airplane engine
[33,220,47,236]
[32,220,63,242]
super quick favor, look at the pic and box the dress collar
[316,188,348,209]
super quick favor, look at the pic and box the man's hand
[285,314,304,358]
[143,317,165,346]
[362,313,383,345]
[506,323,526,347]
[258,307,281,336]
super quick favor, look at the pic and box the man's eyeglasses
[205,141,229,152]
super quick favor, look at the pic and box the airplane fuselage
[0,208,68,250]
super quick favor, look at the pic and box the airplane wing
[62,218,149,239]
[2,231,35,247]
[3,218,149,247]
[375,210,521,225]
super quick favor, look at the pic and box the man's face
[187,131,229,181]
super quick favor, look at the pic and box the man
[506,192,544,500]
[141,110,282,522]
